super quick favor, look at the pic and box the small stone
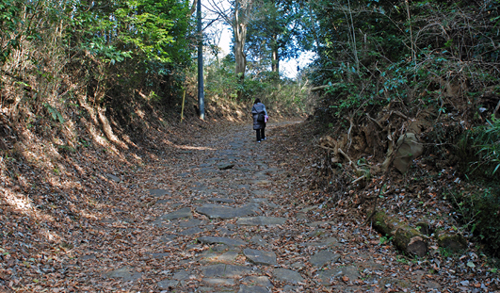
[218,163,235,170]
[106,174,121,183]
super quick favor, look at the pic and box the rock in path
[202,278,236,286]
[196,203,259,219]
[238,285,270,293]
[273,268,304,284]
[218,163,235,170]
[103,267,142,282]
[157,279,179,290]
[105,173,121,183]
[243,248,277,266]
[318,265,360,285]
[158,207,192,221]
[201,264,256,278]
[198,236,247,247]
[237,216,286,226]
[149,189,170,197]
[201,250,239,263]
[310,250,341,267]
[241,276,273,288]
[208,198,236,204]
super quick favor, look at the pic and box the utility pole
[197,0,205,120]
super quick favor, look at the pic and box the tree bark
[271,34,279,75]
[372,211,428,257]
[233,0,252,81]
[437,232,467,253]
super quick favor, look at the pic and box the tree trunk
[372,211,428,257]
[233,0,252,81]
[271,35,279,75]
[234,33,247,80]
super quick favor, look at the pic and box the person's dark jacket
[251,102,267,130]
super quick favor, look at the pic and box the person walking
[251,98,268,142]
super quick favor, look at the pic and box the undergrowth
[456,116,500,180]
[446,116,500,256]
[448,183,500,257]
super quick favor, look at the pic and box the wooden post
[180,89,186,122]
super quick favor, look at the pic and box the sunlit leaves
[71,0,193,66]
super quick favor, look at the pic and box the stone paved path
[92,121,445,292]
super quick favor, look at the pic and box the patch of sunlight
[41,228,62,243]
[86,123,110,147]
[174,145,216,151]
[129,153,144,161]
[1,187,34,213]
[79,209,99,221]
[162,139,174,145]
[135,108,145,118]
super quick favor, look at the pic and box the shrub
[456,116,500,180]
[451,186,500,256]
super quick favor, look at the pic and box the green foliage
[43,103,65,124]
[245,0,305,75]
[438,247,456,258]
[449,185,500,256]
[71,0,193,68]
[379,235,393,245]
[0,0,48,65]
[204,56,312,114]
[307,0,500,126]
[0,0,22,64]
[205,57,243,100]
[457,116,500,179]
[81,37,132,65]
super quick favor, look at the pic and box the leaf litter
[0,119,499,292]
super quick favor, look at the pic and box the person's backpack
[257,112,265,122]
